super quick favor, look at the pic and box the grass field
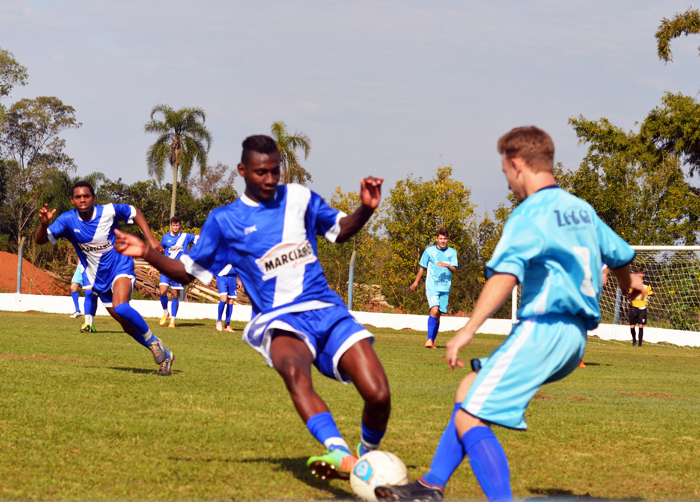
[1,311,699,501]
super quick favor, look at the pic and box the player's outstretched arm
[409,267,425,292]
[35,203,57,245]
[336,176,383,243]
[612,264,644,300]
[132,207,163,253]
[114,229,195,284]
[446,273,517,370]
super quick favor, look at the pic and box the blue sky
[2,0,699,215]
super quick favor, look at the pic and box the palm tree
[270,121,312,185]
[145,105,212,218]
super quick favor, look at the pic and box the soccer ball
[350,450,409,502]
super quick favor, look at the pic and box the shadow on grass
[526,488,644,501]
[108,366,181,375]
[240,456,354,499]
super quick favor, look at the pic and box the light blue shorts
[71,268,83,286]
[243,305,373,383]
[159,274,183,290]
[462,313,586,430]
[217,275,237,297]
[427,290,449,314]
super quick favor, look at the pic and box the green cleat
[307,448,357,480]
[80,324,97,333]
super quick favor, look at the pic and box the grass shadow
[241,456,354,499]
[108,366,181,375]
[526,488,644,501]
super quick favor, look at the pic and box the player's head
[70,181,95,213]
[498,126,555,201]
[436,227,449,249]
[170,216,181,233]
[238,135,282,202]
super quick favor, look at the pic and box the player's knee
[366,384,391,410]
[275,357,309,386]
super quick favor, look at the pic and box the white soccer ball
[350,450,409,502]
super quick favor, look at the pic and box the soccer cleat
[149,340,167,364]
[223,324,234,332]
[216,321,223,331]
[70,311,81,318]
[158,352,174,376]
[375,479,444,502]
[159,312,170,326]
[632,341,637,347]
[80,323,91,332]
[424,339,437,349]
[168,319,176,329]
[307,448,357,480]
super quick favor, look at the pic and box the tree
[0,47,28,106]
[270,121,312,185]
[655,8,700,63]
[144,105,212,219]
[187,161,237,198]
[0,96,81,243]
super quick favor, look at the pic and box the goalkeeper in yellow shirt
[629,267,653,346]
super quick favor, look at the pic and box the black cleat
[375,479,444,502]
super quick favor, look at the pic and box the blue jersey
[47,204,137,292]
[182,184,347,316]
[161,232,198,260]
[486,186,634,330]
[419,245,458,293]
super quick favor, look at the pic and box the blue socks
[71,291,80,312]
[113,303,151,348]
[225,303,233,324]
[84,292,93,318]
[160,295,168,310]
[358,421,386,457]
[171,298,179,318]
[217,301,225,322]
[421,403,465,489]
[462,427,512,502]
[427,316,440,342]
[306,411,351,454]
[90,292,98,316]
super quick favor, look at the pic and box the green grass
[1,311,699,501]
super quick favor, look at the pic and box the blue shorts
[159,274,183,290]
[243,304,373,383]
[94,262,136,308]
[217,275,237,297]
[427,290,449,314]
[463,313,586,430]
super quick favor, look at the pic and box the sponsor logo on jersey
[79,241,112,254]
[244,225,257,235]
[553,208,591,227]
[169,245,183,253]
[255,241,316,280]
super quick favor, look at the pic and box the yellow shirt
[629,283,653,309]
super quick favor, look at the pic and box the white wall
[0,293,697,346]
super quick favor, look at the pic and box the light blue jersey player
[114,135,391,482]
[216,264,238,332]
[36,181,176,376]
[411,228,458,348]
[376,127,644,502]
[158,216,198,328]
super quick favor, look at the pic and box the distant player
[68,262,98,332]
[410,228,458,348]
[115,135,391,480]
[35,181,176,376]
[629,266,653,347]
[375,127,643,502]
[158,216,198,328]
[216,264,237,332]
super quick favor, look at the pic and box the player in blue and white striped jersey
[115,135,391,481]
[35,181,176,376]
[158,216,198,328]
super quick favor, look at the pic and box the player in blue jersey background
[36,181,176,376]
[410,228,458,349]
[115,135,391,482]
[158,216,198,328]
[376,127,644,502]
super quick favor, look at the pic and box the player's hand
[409,282,418,292]
[147,237,164,254]
[627,273,645,301]
[359,177,383,210]
[38,204,56,225]
[446,325,474,370]
[114,229,148,258]
[437,261,449,267]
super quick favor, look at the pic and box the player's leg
[337,338,391,456]
[70,282,81,317]
[431,292,448,345]
[159,279,170,326]
[81,287,97,333]
[168,286,181,328]
[216,292,227,331]
[224,298,234,332]
[630,307,637,346]
[426,304,441,349]
[109,277,174,375]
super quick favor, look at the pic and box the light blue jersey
[419,245,458,293]
[486,186,635,330]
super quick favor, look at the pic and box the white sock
[85,315,94,325]
[163,309,168,315]
[324,437,350,452]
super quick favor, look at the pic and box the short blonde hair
[497,126,555,172]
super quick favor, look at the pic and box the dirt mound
[0,251,68,296]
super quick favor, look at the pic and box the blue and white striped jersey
[419,245,458,293]
[182,184,347,316]
[161,232,198,260]
[486,186,635,330]
[47,204,137,292]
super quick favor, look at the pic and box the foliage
[144,104,212,218]
[0,47,28,105]
[655,7,700,63]
[187,161,237,199]
[270,121,312,185]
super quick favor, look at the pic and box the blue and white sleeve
[596,215,635,269]
[308,191,347,242]
[485,215,545,282]
[46,214,68,244]
[114,204,137,224]
[181,212,229,285]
